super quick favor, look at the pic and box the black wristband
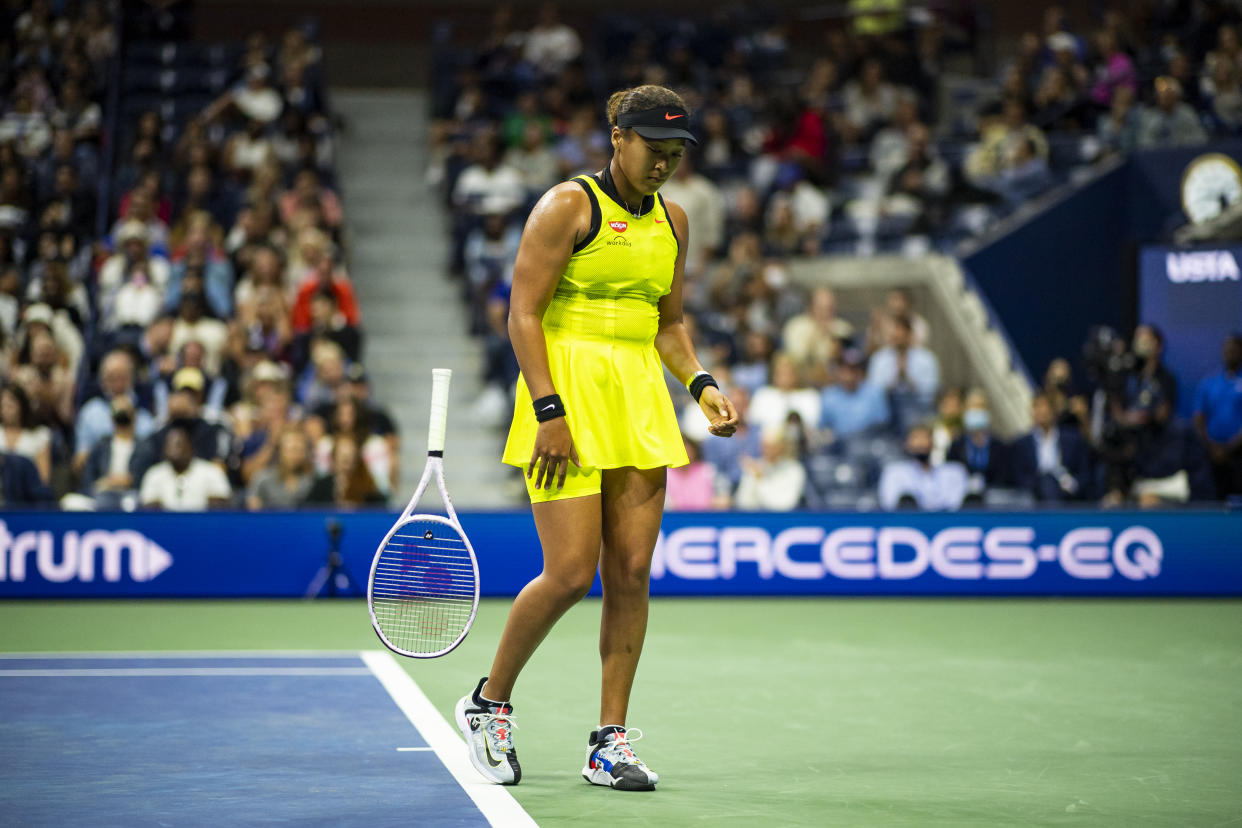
[532,394,566,422]
[688,371,719,403]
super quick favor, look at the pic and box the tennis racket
[368,368,479,658]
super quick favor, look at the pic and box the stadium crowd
[0,1,397,510]
[431,1,1242,510]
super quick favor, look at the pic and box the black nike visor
[617,107,698,145]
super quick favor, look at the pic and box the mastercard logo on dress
[609,221,628,233]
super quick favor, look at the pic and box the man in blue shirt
[1194,334,1242,498]
[820,348,890,440]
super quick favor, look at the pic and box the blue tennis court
[0,651,535,827]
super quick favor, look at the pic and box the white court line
[0,667,373,677]
[0,650,367,659]
[397,747,435,752]
[360,650,538,828]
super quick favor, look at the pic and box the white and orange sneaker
[582,725,658,791]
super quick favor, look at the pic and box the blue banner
[0,510,1238,598]
[1139,243,1242,419]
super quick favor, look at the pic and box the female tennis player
[455,85,738,792]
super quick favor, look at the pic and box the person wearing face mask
[1120,324,1177,430]
[138,423,232,511]
[80,394,141,508]
[878,424,967,511]
[947,389,1012,499]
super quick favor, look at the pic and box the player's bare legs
[482,494,603,701]
[597,465,666,727]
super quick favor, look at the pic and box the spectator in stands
[781,286,846,386]
[314,395,394,496]
[278,168,342,231]
[1097,84,1141,154]
[1194,333,1242,499]
[878,424,968,511]
[289,228,360,332]
[115,186,171,255]
[304,434,385,506]
[867,314,939,428]
[1124,396,1215,507]
[0,382,51,484]
[246,425,315,509]
[1204,59,1242,133]
[1012,392,1090,502]
[0,89,52,159]
[131,367,234,484]
[80,394,140,508]
[883,123,950,231]
[948,388,1011,499]
[169,290,230,376]
[452,131,525,221]
[841,58,900,144]
[1089,29,1137,109]
[522,3,582,78]
[288,287,361,375]
[665,439,721,511]
[503,121,559,203]
[735,426,806,511]
[1123,324,1178,418]
[74,349,156,469]
[867,289,929,354]
[749,351,821,435]
[298,339,349,411]
[463,210,521,334]
[237,367,295,484]
[240,284,292,363]
[166,214,233,319]
[1137,76,1208,149]
[98,220,169,335]
[0,450,54,504]
[139,423,232,511]
[929,386,965,466]
[965,97,1048,188]
[819,348,890,441]
[13,321,77,436]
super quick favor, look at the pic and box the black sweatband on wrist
[688,371,719,403]
[532,394,566,423]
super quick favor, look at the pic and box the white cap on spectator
[252,360,288,383]
[117,219,149,244]
[1047,32,1076,53]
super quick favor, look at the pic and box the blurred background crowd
[430,0,1240,511]
[0,0,1238,512]
[0,0,399,510]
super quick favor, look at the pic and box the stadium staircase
[335,90,510,508]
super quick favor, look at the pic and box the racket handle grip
[428,368,452,454]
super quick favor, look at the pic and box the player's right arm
[508,182,589,489]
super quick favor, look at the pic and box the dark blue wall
[962,141,1242,383]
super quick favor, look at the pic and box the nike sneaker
[454,677,521,785]
[582,725,658,791]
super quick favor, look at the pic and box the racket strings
[371,518,476,655]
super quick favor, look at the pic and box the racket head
[367,513,480,659]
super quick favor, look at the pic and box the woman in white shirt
[0,382,51,483]
[748,351,821,435]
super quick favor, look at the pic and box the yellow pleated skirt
[502,291,689,472]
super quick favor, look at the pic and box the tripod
[305,518,364,598]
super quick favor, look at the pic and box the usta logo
[651,525,1162,582]
[1165,250,1240,283]
[0,520,173,583]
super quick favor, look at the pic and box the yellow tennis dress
[502,173,690,495]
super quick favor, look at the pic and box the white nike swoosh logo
[541,404,556,411]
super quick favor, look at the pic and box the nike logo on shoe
[484,743,504,767]
[664,113,684,120]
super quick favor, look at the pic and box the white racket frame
[367,368,481,659]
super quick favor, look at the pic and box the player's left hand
[699,386,739,438]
